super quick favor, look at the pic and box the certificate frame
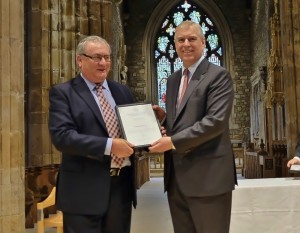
[115,103,162,149]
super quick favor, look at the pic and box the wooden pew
[244,151,260,178]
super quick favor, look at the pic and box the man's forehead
[86,42,110,51]
[176,34,198,38]
[175,33,199,40]
[175,28,198,36]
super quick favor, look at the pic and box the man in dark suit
[149,21,237,233]
[48,36,136,233]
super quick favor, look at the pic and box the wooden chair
[37,187,63,233]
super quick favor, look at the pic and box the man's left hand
[148,137,173,153]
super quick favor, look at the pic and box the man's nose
[183,39,191,45]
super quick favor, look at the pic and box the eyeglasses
[81,53,111,62]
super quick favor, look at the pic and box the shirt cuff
[105,138,112,156]
[171,139,176,150]
[294,156,300,163]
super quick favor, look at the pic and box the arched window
[154,0,223,109]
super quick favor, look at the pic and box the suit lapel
[72,75,108,133]
[107,81,122,105]
[175,59,210,120]
[171,73,181,119]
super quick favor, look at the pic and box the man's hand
[152,105,166,123]
[148,136,173,153]
[287,157,300,168]
[160,126,167,137]
[111,138,134,157]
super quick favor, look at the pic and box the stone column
[0,0,25,232]
[280,0,300,156]
[26,0,54,166]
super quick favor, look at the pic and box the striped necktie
[96,83,125,168]
[177,68,189,108]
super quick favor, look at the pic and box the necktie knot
[183,68,189,77]
[95,83,103,91]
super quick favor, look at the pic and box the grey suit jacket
[164,58,237,197]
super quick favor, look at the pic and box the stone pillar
[0,0,25,232]
[280,0,300,156]
[26,0,55,166]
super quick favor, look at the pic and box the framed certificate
[115,103,162,149]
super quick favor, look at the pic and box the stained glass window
[155,0,223,109]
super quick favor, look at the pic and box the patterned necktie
[177,68,189,108]
[96,83,125,168]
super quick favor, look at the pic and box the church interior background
[0,0,300,231]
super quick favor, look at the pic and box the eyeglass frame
[81,53,111,62]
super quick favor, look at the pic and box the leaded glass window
[155,0,223,109]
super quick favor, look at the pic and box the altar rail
[243,141,292,179]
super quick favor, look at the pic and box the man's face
[175,25,205,68]
[76,41,111,83]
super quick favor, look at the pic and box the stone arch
[142,0,235,103]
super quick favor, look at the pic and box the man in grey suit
[49,36,136,233]
[149,21,237,233]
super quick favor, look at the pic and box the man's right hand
[111,138,134,157]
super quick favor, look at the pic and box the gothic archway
[153,1,224,109]
[143,0,234,105]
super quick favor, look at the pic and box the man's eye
[188,38,197,42]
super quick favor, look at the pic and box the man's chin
[182,58,195,67]
[97,72,107,79]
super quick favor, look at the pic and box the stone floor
[26,175,244,233]
[25,177,173,233]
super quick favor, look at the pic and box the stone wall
[248,0,273,144]
[124,0,160,101]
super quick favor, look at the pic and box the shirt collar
[182,55,205,77]
[80,73,109,91]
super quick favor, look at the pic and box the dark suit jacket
[48,75,136,215]
[164,58,237,197]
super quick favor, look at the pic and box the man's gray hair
[76,36,111,55]
[175,20,205,39]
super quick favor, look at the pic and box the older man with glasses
[48,35,137,233]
